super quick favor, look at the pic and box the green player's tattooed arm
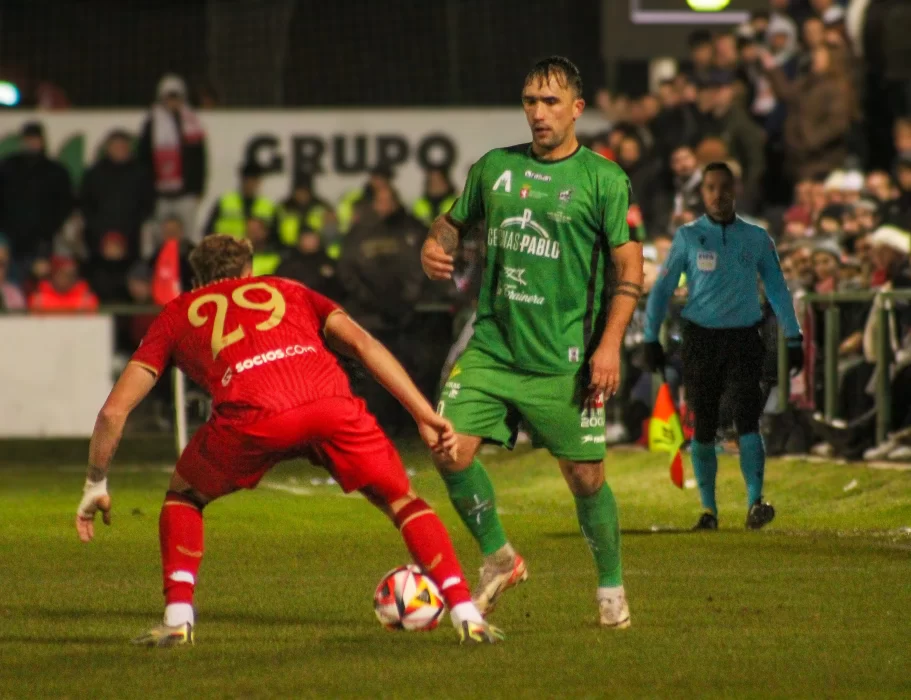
[421,215,462,280]
[429,214,461,254]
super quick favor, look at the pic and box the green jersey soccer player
[421,56,644,627]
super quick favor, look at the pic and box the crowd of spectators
[582,0,911,460]
[1,0,910,455]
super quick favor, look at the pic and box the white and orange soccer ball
[373,564,445,631]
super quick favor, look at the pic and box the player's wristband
[83,476,108,494]
[78,477,108,518]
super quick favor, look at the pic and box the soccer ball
[373,564,445,631]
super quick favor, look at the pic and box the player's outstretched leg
[362,485,503,644]
[133,477,212,647]
[434,438,527,616]
[559,460,630,629]
[739,432,775,530]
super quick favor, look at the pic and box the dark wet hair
[524,56,583,98]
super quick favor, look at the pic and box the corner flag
[648,382,686,488]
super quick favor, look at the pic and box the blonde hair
[189,235,253,285]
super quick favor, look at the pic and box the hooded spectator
[768,13,800,77]
[137,74,207,243]
[0,235,26,311]
[28,255,98,313]
[0,121,73,261]
[80,129,155,262]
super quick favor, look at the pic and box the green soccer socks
[575,483,623,588]
[441,458,508,556]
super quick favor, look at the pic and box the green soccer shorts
[437,346,607,461]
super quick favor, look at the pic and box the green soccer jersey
[449,143,635,375]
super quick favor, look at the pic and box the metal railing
[12,291,911,446]
[776,289,911,444]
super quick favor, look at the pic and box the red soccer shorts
[175,395,411,502]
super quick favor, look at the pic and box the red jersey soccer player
[75,235,502,646]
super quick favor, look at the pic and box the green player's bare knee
[558,459,605,497]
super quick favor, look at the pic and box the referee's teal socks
[691,440,718,514]
[738,432,765,506]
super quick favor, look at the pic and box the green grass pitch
[1,443,910,698]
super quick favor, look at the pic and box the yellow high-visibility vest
[252,251,282,276]
[214,192,275,238]
[277,203,328,247]
[336,189,363,234]
[412,194,457,227]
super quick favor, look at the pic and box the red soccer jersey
[131,276,352,421]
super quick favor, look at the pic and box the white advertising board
[0,317,113,437]
[0,108,610,233]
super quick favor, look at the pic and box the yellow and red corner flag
[648,382,686,489]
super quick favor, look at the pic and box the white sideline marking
[260,481,314,497]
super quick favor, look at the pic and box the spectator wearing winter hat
[869,225,911,288]
[0,235,26,311]
[811,239,844,293]
[137,73,207,247]
[28,255,98,313]
[823,169,847,202]
[782,204,813,240]
[839,170,865,205]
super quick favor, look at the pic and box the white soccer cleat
[472,552,528,616]
[598,588,631,629]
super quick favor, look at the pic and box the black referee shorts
[681,321,765,444]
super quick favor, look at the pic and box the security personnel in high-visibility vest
[336,164,395,234]
[276,173,341,257]
[411,166,458,227]
[245,216,283,277]
[202,161,276,239]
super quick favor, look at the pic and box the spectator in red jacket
[28,255,99,313]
